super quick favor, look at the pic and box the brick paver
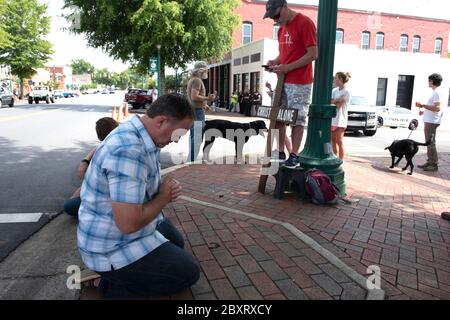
[162,150,450,300]
[170,196,366,300]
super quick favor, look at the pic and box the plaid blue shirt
[77,115,167,272]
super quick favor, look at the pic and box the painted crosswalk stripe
[0,213,43,223]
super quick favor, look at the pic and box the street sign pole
[156,44,161,98]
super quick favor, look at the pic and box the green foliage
[80,83,98,91]
[0,0,53,81]
[63,0,240,92]
[70,59,95,74]
[165,74,183,92]
[0,0,11,48]
[44,80,60,90]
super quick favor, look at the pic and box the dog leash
[407,128,413,139]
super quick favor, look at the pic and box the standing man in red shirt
[264,0,318,167]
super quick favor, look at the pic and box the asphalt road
[0,93,449,262]
[0,92,122,261]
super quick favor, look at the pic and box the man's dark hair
[96,117,118,141]
[146,93,194,121]
[428,73,443,87]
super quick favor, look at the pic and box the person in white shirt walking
[331,72,351,160]
[415,73,444,172]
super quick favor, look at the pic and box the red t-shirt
[278,13,317,84]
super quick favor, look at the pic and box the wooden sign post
[258,74,286,194]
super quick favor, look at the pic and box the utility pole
[298,0,346,196]
[156,44,161,98]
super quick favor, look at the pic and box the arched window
[242,22,252,45]
[361,31,370,49]
[400,34,408,52]
[435,38,443,54]
[375,32,384,50]
[336,28,344,44]
[412,36,421,53]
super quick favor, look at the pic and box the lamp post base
[298,104,346,197]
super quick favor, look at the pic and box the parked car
[376,106,419,130]
[0,87,14,108]
[346,96,378,136]
[101,88,109,94]
[28,86,55,104]
[124,88,153,109]
[62,91,74,98]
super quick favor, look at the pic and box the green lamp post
[156,44,161,98]
[298,0,346,196]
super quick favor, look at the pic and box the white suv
[347,96,378,136]
[28,86,55,104]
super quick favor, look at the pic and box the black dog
[202,119,267,163]
[384,134,434,175]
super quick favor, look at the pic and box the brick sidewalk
[81,151,450,300]
[156,151,450,300]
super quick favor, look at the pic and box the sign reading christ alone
[256,106,298,124]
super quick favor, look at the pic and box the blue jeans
[96,218,200,299]
[63,197,81,218]
[189,108,205,162]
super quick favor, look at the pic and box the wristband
[81,159,90,165]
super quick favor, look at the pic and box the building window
[413,36,421,53]
[376,78,388,106]
[242,56,250,65]
[400,34,408,52]
[273,25,280,40]
[375,32,384,50]
[435,38,443,55]
[361,31,370,49]
[242,73,249,92]
[336,28,344,44]
[233,74,239,93]
[251,53,261,63]
[250,72,260,93]
[242,22,252,45]
[233,58,241,66]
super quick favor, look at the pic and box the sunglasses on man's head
[271,11,281,20]
[271,6,283,20]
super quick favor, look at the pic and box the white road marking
[0,213,43,223]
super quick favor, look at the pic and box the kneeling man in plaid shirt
[78,94,199,299]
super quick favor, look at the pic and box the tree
[0,0,53,98]
[63,0,240,94]
[165,74,182,93]
[70,59,95,75]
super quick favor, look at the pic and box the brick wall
[234,1,449,57]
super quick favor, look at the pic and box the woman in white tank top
[331,72,351,160]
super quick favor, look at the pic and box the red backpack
[304,169,340,205]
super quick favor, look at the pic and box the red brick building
[233,1,449,57]
[209,0,449,108]
[45,66,66,90]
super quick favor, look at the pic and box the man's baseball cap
[263,0,287,19]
